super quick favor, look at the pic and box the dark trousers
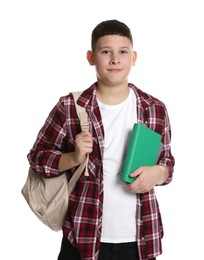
[58,235,156,260]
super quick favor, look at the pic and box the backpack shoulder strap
[70,91,89,178]
[72,91,89,132]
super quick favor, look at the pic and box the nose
[110,54,120,65]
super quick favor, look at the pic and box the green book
[120,123,162,183]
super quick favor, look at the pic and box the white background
[1,0,203,259]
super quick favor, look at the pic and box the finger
[129,167,144,178]
[82,130,92,136]
[76,132,92,143]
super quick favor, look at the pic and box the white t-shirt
[98,88,137,243]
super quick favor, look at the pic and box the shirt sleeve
[157,107,175,185]
[27,97,68,177]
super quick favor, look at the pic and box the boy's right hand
[73,131,93,165]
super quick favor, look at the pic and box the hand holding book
[127,165,168,193]
[120,124,162,183]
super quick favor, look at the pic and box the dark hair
[91,19,133,51]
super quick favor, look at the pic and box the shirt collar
[77,82,155,112]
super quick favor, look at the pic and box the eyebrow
[98,46,131,50]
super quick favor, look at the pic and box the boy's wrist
[58,152,80,172]
[156,165,169,185]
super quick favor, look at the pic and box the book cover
[120,123,162,183]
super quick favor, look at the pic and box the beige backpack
[21,92,89,231]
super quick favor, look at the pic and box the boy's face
[87,35,137,87]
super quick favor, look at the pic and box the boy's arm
[128,165,169,194]
[156,165,169,185]
[127,101,174,193]
[28,95,92,177]
[58,131,93,172]
[157,107,175,185]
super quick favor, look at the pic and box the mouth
[108,68,122,72]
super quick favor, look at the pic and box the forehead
[95,35,132,49]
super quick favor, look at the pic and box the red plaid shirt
[28,82,175,260]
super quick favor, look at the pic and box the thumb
[129,167,144,178]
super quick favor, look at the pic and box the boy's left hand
[127,165,168,194]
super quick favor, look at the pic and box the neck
[96,83,130,105]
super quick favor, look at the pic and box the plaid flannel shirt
[28,82,175,260]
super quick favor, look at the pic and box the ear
[132,51,137,66]
[87,50,95,65]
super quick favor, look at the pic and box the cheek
[97,57,108,67]
[125,59,134,69]
[95,61,107,74]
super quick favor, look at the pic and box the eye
[120,50,128,54]
[101,50,111,55]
